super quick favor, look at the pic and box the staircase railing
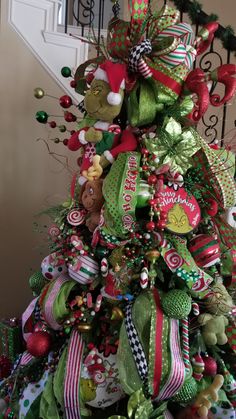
[60,0,236,143]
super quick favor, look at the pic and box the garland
[170,0,236,52]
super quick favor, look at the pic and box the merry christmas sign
[158,186,201,234]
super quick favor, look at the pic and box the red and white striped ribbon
[157,319,185,400]
[137,59,153,78]
[20,351,34,366]
[22,297,38,342]
[64,330,84,419]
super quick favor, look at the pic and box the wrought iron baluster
[199,38,224,143]
[72,0,95,35]
[64,0,69,34]
[221,49,231,145]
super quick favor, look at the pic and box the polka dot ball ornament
[161,289,192,319]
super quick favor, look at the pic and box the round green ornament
[35,111,48,124]
[162,289,192,319]
[29,271,48,296]
[61,66,71,78]
[172,376,198,403]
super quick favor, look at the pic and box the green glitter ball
[173,377,198,403]
[29,271,48,296]
[162,289,192,319]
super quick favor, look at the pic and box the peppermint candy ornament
[67,208,86,226]
[48,224,60,240]
[70,235,84,251]
[164,248,184,271]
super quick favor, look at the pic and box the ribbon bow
[108,389,169,419]
[144,117,200,174]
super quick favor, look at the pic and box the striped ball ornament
[188,234,220,268]
[68,255,99,285]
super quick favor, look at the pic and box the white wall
[0,0,76,317]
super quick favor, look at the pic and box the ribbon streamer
[64,330,84,419]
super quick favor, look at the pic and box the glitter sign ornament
[158,186,201,234]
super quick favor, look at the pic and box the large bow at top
[144,118,201,174]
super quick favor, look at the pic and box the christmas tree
[1,1,236,418]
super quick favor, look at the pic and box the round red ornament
[59,95,72,109]
[202,355,217,376]
[70,80,76,88]
[148,175,158,185]
[206,199,218,217]
[26,331,52,357]
[188,234,220,268]
[64,111,77,122]
[146,221,155,231]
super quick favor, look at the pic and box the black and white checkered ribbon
[128,39,152,74]
[77,100,86,114]
[125,304,148,382]
[112,1,120,17]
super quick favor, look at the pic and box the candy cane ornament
[181,317,191,372]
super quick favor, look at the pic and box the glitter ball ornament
[29,271,48,296]
[173,376,198,402]
[26,331,52,357]
[162,290,192,319]
[188,234,221,268]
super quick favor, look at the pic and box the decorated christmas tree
[1,1,236,418]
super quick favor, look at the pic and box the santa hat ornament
[94,60,126,106]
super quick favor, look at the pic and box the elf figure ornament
[67,60,137,184]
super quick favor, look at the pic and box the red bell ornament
[188,234,220,268]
